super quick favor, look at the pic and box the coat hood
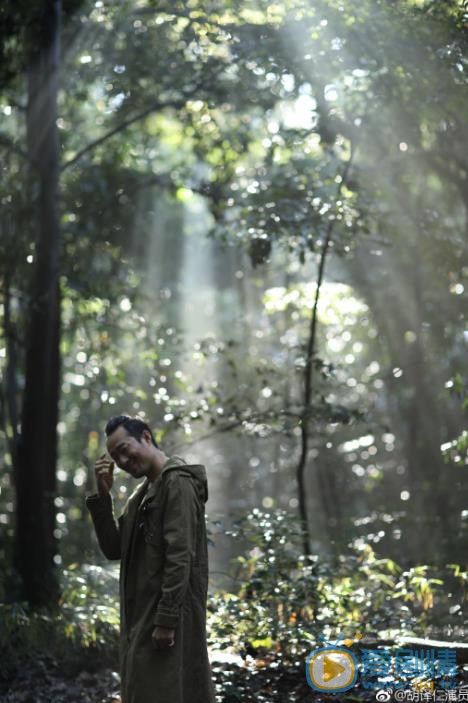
[161,455,209,503]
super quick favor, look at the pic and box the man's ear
[142,429,152,445]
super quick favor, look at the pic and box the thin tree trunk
[296,153,354,556]
[15,0,62,606]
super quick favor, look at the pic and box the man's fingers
[95,461,113,472]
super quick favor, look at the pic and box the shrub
[0,565,120,684]
[207,509,464,663]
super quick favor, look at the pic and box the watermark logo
[375,687,468,701]
[305,633,361,692]
[306,636,459,695]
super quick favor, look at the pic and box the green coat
[86,456,216,703]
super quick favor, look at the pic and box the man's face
[106,425,153,478]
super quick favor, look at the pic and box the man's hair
[105,415,159,448]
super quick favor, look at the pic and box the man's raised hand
[94,453,115,497]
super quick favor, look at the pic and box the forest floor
[1,654,467,703]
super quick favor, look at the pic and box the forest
[0,0,467,701]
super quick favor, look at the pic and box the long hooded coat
[86,455,216,703]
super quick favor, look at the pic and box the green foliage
[441,430,468,467]
[208,509,465,662]
[0,513,465,694]
[59,565,120,648]
[442,373,468,466]
[0,566,119,682]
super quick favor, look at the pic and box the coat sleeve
[153,472,198,629]
[85,492,122,560]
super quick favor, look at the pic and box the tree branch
[61,83,207,172]
[170,406,304,452]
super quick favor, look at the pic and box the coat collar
[138,455,187,510]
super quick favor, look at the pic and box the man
[85,414,216,703]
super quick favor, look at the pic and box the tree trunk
[2,266,20,464]
[297,154,354,556]
[15,0,62,606]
